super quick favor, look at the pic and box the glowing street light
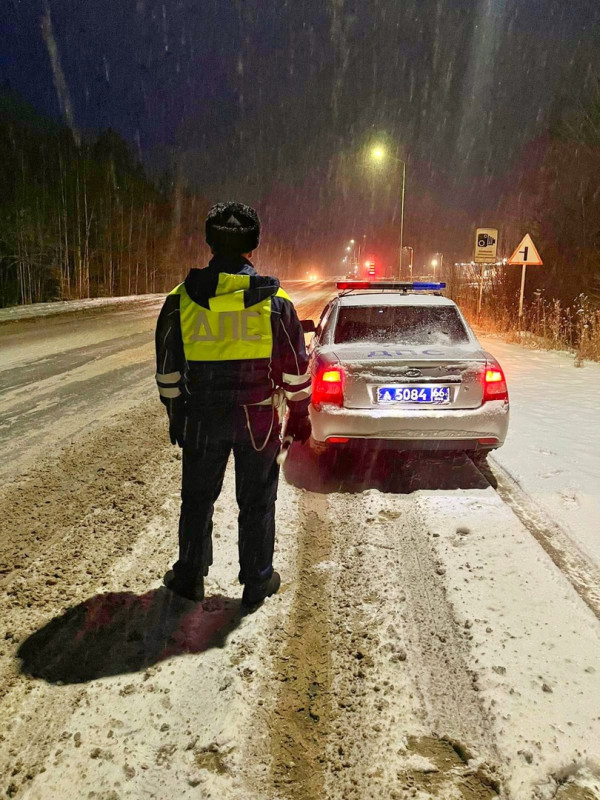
[430,254,443,278]
[368,143,406,279]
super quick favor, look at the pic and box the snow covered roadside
[419,489,600,799]
[0,294,163,324]
[479,336,600,571]
[408,335,600,797]
[0,280,318,325]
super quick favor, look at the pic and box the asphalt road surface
[0,280,332,480]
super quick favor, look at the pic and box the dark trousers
[173,437,280,586]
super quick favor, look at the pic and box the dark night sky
[1,0,599,269]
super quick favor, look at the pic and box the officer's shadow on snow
[284,442,496,494]
[17,588,243,685]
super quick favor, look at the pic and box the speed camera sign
[474,228,498,263]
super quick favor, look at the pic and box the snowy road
[0,286,599,800]
[0,281,330,479]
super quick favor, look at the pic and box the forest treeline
[0,91,294,308]
[0,91,200,306]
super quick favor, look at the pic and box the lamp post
[357,234,367,264]
[405,246,414,280]
[430,253,443,280]
[345,239,357,270]
[369,145,406,280]
[342,239,358,276]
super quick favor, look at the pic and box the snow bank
[0,294,163,323]
[481,336,600,570]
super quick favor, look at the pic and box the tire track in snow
[268,491,334,800]
[485,458,600,621]
[318,486,503,799]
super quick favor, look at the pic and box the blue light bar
[411,282,446,290]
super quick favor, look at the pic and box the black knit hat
[205,202,260,255]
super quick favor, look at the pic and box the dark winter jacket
[155,255,310,445]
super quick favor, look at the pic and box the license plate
[377,385,450,404]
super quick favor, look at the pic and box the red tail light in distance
[483,363,508,402]
[312,366,344,409]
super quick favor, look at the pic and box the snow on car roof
[337,292,457,307]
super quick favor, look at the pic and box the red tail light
[483,363,508,402]
[312,366,344,410]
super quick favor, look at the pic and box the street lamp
[404,246,414,280]
[369,144,406,280]
[430,253,443,279]
[344,239,358,270]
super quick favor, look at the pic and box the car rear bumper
[309,400,509,450]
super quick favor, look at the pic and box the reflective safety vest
[169,273,291,362]
[155,263,311,426]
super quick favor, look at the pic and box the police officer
[155,202,311,606]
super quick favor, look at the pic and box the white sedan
[305,281,509,464]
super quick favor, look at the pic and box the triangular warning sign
[508,234,543,266]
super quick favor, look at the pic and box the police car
[304,281,509,463]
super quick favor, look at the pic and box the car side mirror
[301,319,316,333]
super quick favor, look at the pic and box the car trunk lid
[330,343,488,410]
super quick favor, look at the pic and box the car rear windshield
[334,305,470,345]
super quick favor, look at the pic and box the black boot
[163,570,205,602]
[242,571,281,608]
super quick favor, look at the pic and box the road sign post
[518,264,527,318]
[507,234,543,317]
[477,265,485,316]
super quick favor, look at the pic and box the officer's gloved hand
[287,414,311,444]
[169,413,185,447]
